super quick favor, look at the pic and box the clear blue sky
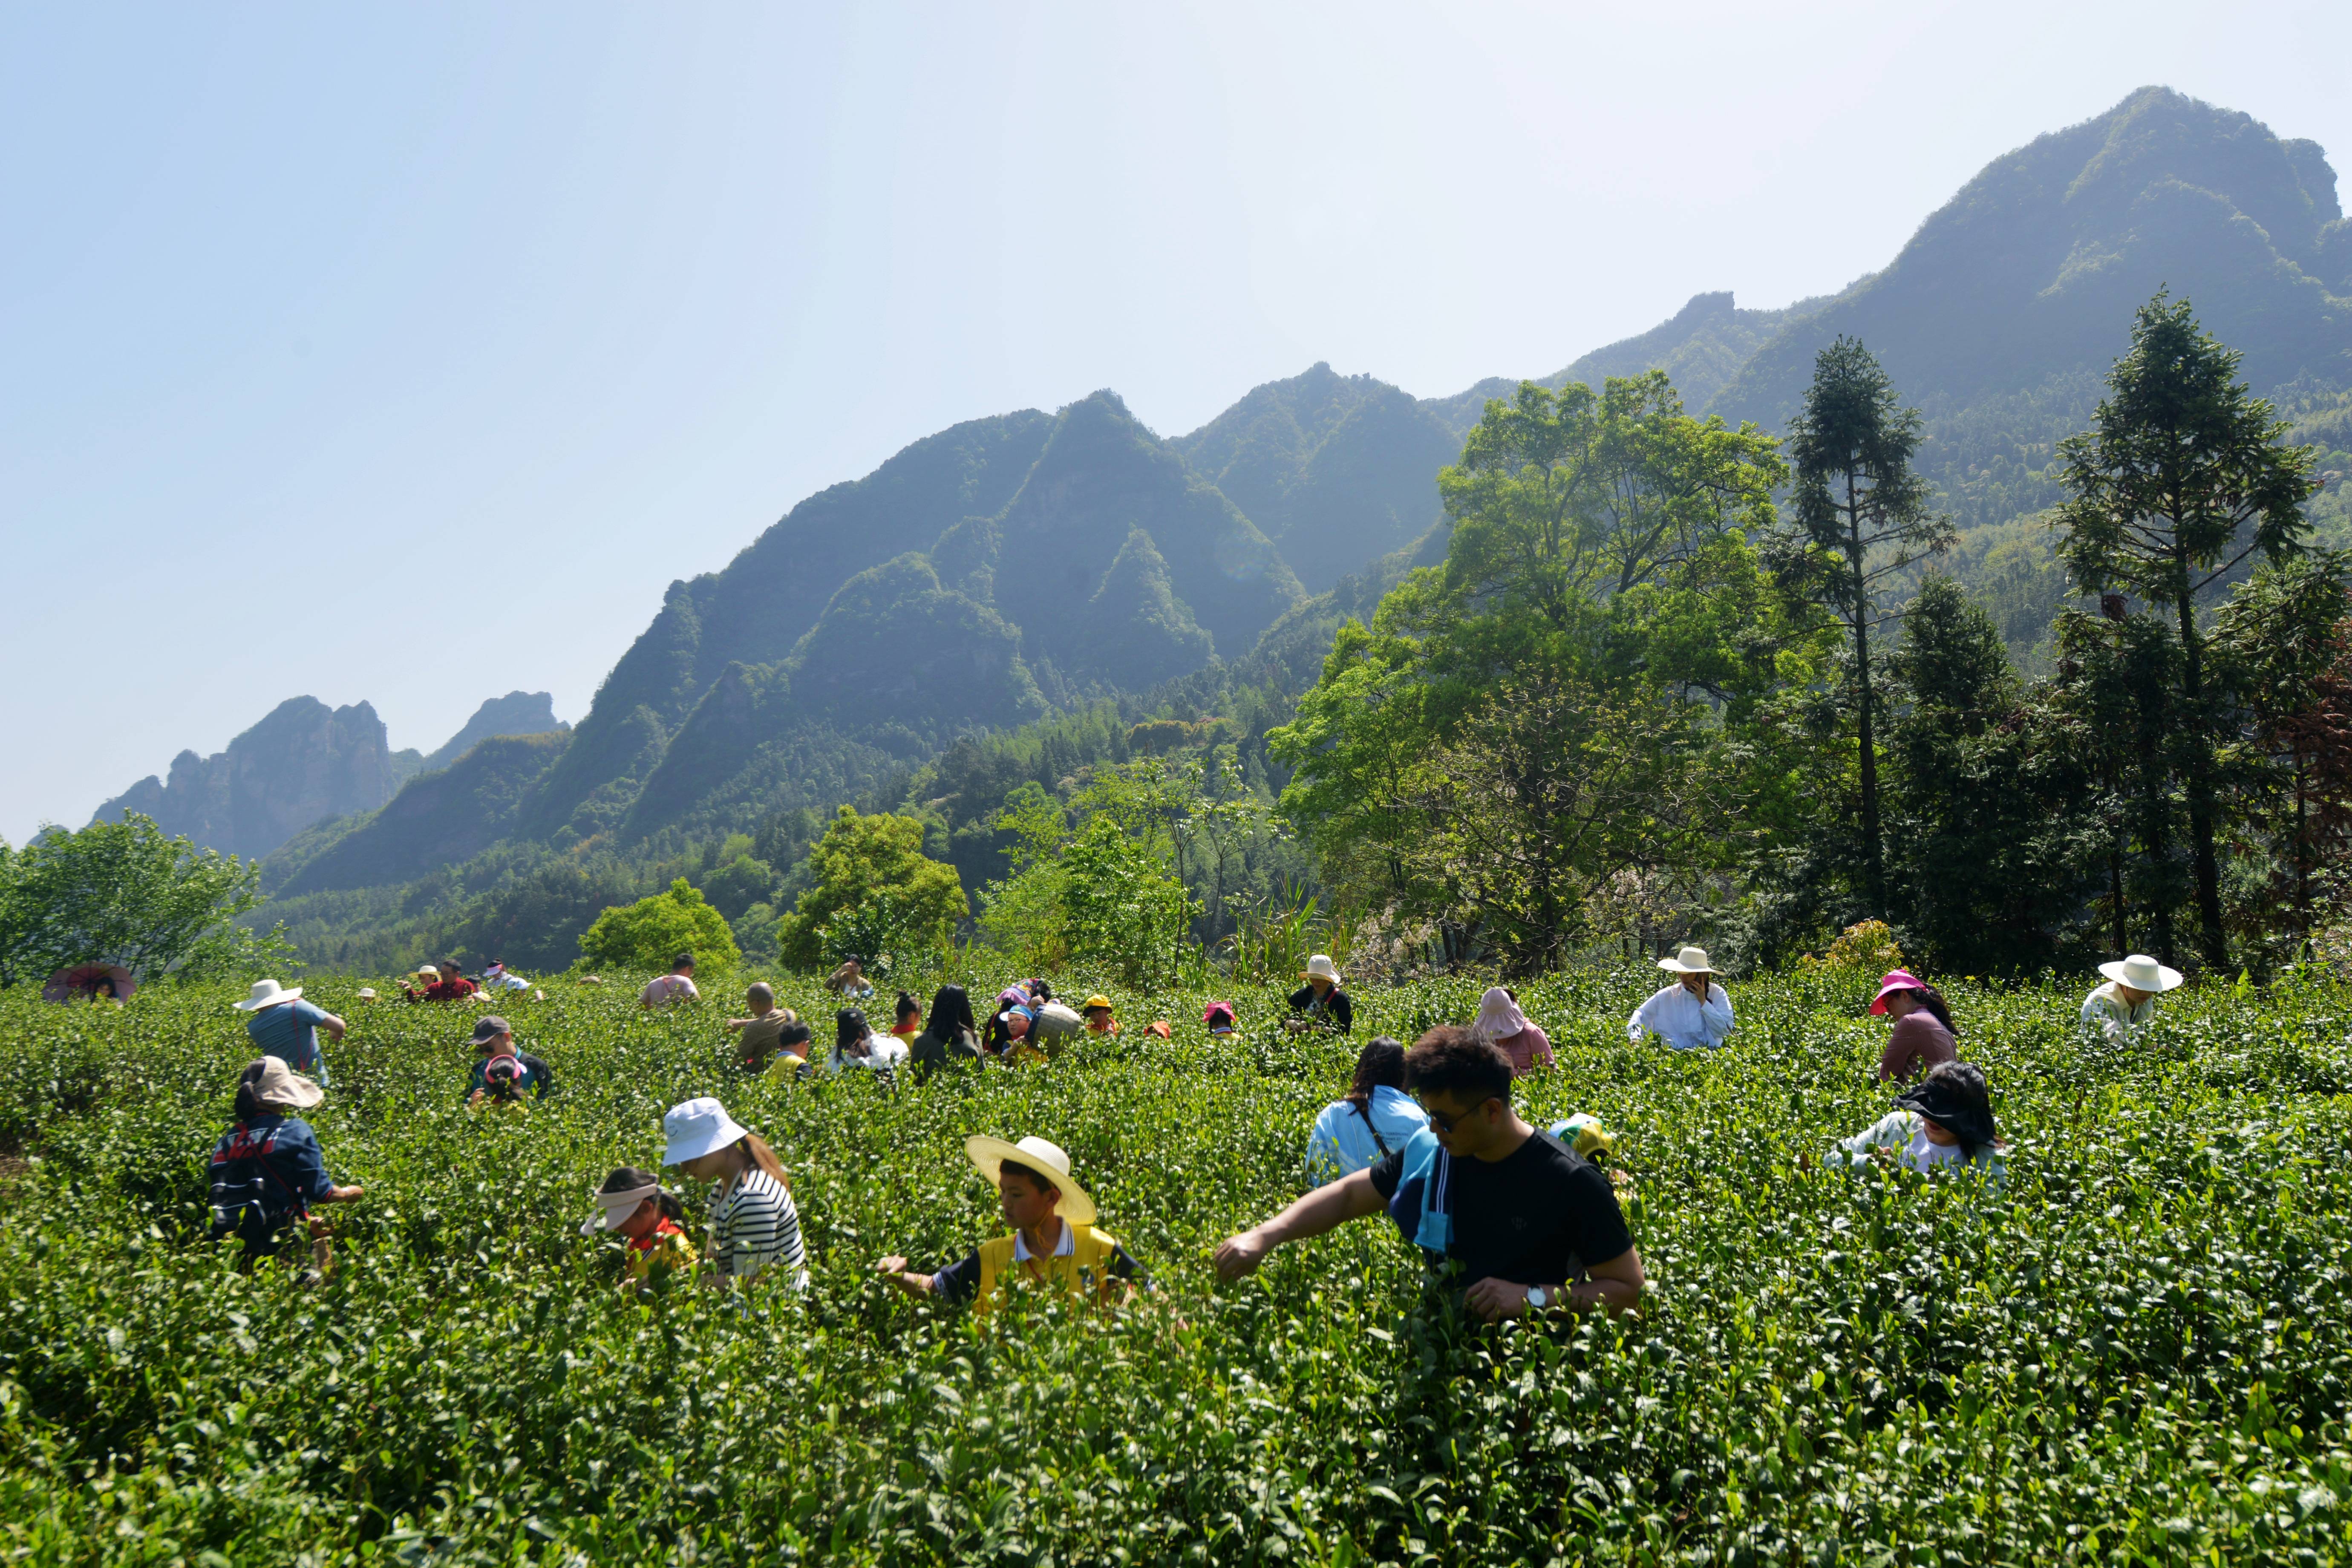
[6,1,2348,842]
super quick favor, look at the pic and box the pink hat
[1868,970,1924,1015]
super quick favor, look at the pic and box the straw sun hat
[1657,946,1718,975]
[965,1134,1097,1227]
[2099,954,2184,993]
[244,1055,324,1111]
[1301,954,1343,985]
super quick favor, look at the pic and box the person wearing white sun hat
[234,978,344,1086]
[1626,946,1735,1052]
[661,1098,807,1290]
[874,1135,1150,1316]
[1287,954,1354,1034]
[2080,954,2184,1044]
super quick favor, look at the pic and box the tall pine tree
[1776,338,1952,915]
[2054,293,2318,972]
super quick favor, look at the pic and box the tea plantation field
[1,965,2348,1565]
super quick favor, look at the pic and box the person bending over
[1216,1027,1643,1322]
[208,1057,364,1275]
[876,1135,1148,1315]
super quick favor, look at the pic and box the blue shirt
[245,999,331,1074]
[1306,1085,1432,1185]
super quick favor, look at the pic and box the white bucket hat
[578,1179,661,1237]
[966,1134,1097,1227]
[661,1098,752,1166]
[2099,954,2183,993]
[1301,954,1343,985]
[1657,946,1717,975]
[245,1055,324,1111]
[234,978,303,1011]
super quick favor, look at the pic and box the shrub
[775,807,966,969]
[574,877,738,977]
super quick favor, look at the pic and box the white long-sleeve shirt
[1627,980,1734,1051]
[2079,981,2157,1044]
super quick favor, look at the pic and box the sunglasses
[1422,1094,1499,1135]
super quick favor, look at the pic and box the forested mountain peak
[1173,364,1460,592]
[1711,86,2352,427]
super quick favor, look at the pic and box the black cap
[470,1015,513,1045]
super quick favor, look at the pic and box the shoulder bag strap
[1354,1098,1391,1159]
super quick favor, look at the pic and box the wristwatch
[1524,1285,1548,1311]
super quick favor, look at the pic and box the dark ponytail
[1911,985,1959,1038]
[233,1061,269,1124]
[1345,1036,1408,1113]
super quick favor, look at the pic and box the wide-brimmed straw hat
[244,1055,324,1111]
[1301,954,1343,985]
[661,1098,752,1166]
[1869,969,1925,1015]
[966,1134,1096,1226]
[1657,946,1717,975]
[2098,954,2183,993]
[233,978,303,1011]
[578,1179,660,1237]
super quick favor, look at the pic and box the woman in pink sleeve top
[1870,970,1958,1082]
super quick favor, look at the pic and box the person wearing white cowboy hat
[233,978,345,1087]
[660,1098,808,1290]
[2080,954,2184,1044]
[875,1135,1150,1316]
[1626,946,1735,1052]
[1287,954,1354,1035]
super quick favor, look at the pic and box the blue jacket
[1306,1086,1431,1184]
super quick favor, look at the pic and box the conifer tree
[2054,293,2319,971]
[1775,338,1953,914]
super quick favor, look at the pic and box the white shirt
[2080,981,2157,1043]
[1012,1221,1077,1262]
[1628,980,1734,1050]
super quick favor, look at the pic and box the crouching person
[208,1057,364,1275]
[580,1167,699,1291]
[1215,1026,1643,1322]
[1830,1060,2006,1184]
[875,1136,1149,1315]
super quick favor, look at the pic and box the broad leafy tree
[2054,292,2320,971]
[576,877,740,977]
[1772,337,1954,914]
[775,807,967,969]
[0,814,274,987]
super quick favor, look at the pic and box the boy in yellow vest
[875,1135,1148,1315]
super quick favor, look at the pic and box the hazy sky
[6,1,2349,842]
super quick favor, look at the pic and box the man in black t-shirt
[1214,1026,1643,1321]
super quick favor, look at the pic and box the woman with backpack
[1303,1036,1430,1185]
[207,1057,364,1273]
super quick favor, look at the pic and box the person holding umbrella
[235,978,344,1086]
[2080,954,2184,1044]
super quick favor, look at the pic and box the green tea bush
[0,966,2346,1564]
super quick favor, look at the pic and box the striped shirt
[709,1168,807,1289]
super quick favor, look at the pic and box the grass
[0,962,2346,1564]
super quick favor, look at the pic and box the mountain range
[80,86,2352,955]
